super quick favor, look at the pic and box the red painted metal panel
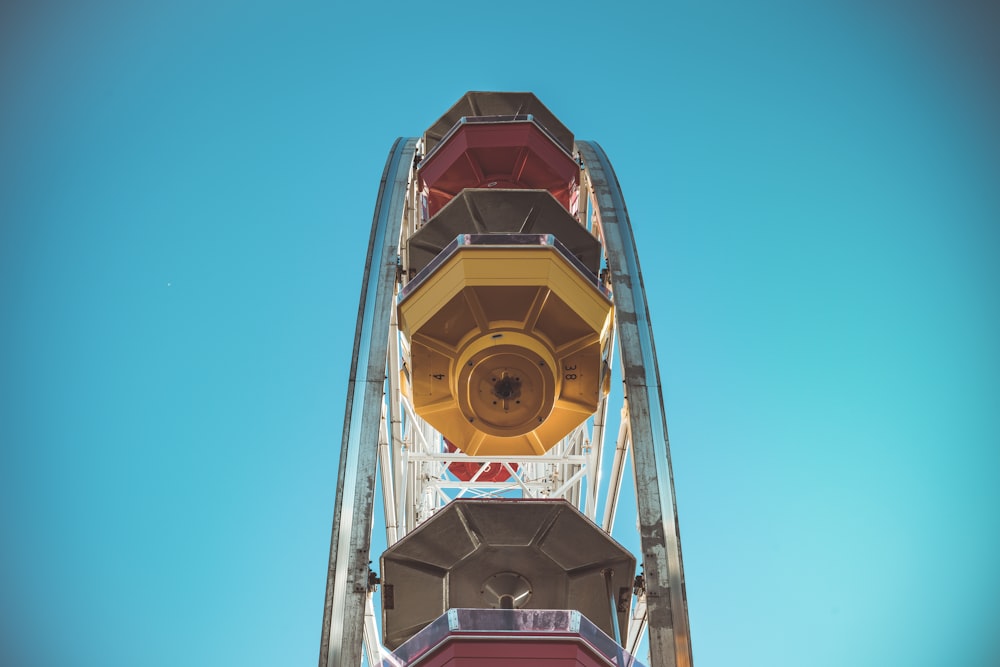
[385,609,645,667]
[418,121,578,220]
[444,439,516,482]
[416,638,616,667]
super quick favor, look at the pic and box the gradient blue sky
[2,2,998,666]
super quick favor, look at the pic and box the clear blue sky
[2,2,998,666]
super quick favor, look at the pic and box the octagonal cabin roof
[423,91,575,155]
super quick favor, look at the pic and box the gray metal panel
[319,137,417,667]
[407,188,602,275]
[380,499,635,651]
[577,141,693,667]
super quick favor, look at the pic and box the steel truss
[320,136,692,667]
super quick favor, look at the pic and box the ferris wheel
[319,92,693,667]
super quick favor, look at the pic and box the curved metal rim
[319,137,417,667]
[578,140,692,667]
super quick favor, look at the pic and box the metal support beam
[602,402,631,533]
[387,283,406,546]
[586,325,616,520]
[377,402,398,546]
[627,593,650,659]
[363,594,383,666]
